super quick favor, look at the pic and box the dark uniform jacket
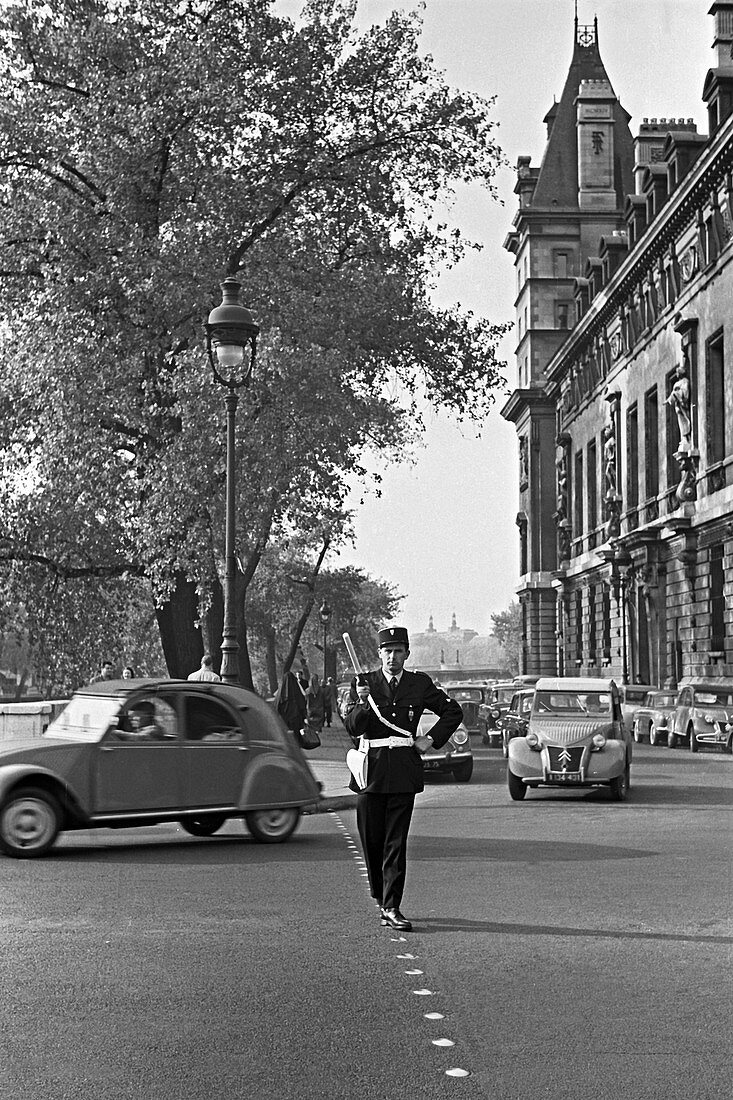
[344,669,463,794]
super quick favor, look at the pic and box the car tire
[668,730,677,749]
[180,814,227,837]
[501,734,508,759]
[649,724,658,747]
[452,760,473,783]
[507,768,527,801]
[633,720,641,743]
[609,760,630,802]
[688,724,698,753]
[0,786,62,858]
[245,807,300,843]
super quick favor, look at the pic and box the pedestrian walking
[344,626,462,932]
[99,660,115,681]
[187,654,221,682]
[275,669,308,739]
[324,676,335,727]
[304,673,326,733]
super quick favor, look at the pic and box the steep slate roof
[530,27,634,209]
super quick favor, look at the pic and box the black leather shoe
[380,907,412,931]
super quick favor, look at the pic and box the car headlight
[525,731,540,750]
[491,708,501,718]
[703,713,715,724]
[452,728,468,746]
[592,733,606,750]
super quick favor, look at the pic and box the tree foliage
[0,0,508,691]
[491,601,522,678]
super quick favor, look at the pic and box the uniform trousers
[356,791,415,909]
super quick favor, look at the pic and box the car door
[181,692,248,808]
[94,694,181,813]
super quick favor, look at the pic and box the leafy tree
[491,601,523,678]
[0,0,508,688]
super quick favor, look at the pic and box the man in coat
[344,626,463,931]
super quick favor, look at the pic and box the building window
[706,329,726,466]
[587,438,598,536]
[711,544,726,652]
[576,589,584,663]
[553,251,570,278]
[602,586,611,663]
[626,403,639,510]
[588,584,597,665]
[574,449,584,540]
[555,301,572,330]
[665,371,678,490]
[644,386,659,499]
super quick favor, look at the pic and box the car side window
[112,696,178,743]
[184,695,243,743]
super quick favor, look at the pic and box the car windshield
[44,695,122,743]
[653,693,676,707]
[534,690,612,716]
[450,689,483,702]
[624,689,649,704]
[695,691,733,707]
[495,688,515,703]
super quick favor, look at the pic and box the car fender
[507,738,543,778]
[584,739,627,778]
[237,752,321,810]
[0,764,75,808]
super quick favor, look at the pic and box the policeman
[344,626,463,931]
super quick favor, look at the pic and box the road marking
[412,988,433,995]
[432,1038,455,1047]
[404,968,423,975]
[424,1012,444,1020]
[446,1068,469,1078]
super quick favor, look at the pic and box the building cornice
[501,387,556,423]
[544,111,733,386]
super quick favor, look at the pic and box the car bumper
[508,739,627,786]
[422,750,472,774]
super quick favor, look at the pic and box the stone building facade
[501,5,733,686]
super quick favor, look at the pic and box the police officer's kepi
[378,626,409,647]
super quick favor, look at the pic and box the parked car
[0,679,321,858]
[497,688,534,758]
[478,681,518,745]
[507,677,632,802]
[618,683,656,731]
[668,680,733,752]
[632,690,677,745]
[418,711,473,783]
[441,682,485,735]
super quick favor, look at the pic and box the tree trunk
[265,626,278,693]
[202,573,224,675]
[155,573,203,678]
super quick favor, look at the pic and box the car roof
[535,677,618,692]
[679,678,733,689]
[76,678,271,714]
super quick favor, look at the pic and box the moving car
[632,690,676,745]
[0,679,321,858]
[668,679,733,752]
[478,681,517,745]
[441,682,485,735]
[418,711,473,783]
[497,688,534,758]
[507,677,632,801]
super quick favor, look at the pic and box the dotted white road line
[330,812,471,1080]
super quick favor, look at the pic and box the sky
[278,0,712,639]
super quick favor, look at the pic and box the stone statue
[666,362,692,452]
[603,424,616,498]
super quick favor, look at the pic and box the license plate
[549,772,582,784]
[423,759,442,769]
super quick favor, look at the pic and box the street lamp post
[616,546,633,686]
[206,278,260,685]
[319,599,332,682]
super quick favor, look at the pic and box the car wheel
[452,760,473,783]
[0,787,62,858]
[668,730,677,749]
[649,724,658,747]
[688,724,698,753]
[609,760,630,802]
[507,768,527,801]
[180,814,227,837]
[245,808,300,843]
[633,720,641,743]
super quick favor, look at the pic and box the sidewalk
[302,719,358,813]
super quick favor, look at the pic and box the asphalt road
[0,741,731,1100]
